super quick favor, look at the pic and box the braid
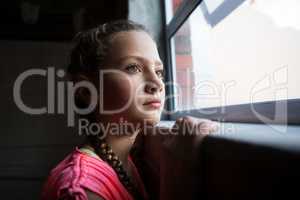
[67,20,149,76]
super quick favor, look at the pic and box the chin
[132,112,161,127]
[144,117,160,126]
[142,113,162,125]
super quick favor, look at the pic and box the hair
[67,20,150,123]
[67,19,149,76]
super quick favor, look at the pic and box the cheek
[101,76,133,110]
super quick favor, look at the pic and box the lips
[143,99,162,109]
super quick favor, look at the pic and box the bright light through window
[204,0,224,13]
[172,0,300,111]
[252,0,300,30]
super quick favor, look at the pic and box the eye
[125,63,142,74]
[156,69,165,79]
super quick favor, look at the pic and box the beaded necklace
[89,137,143,199]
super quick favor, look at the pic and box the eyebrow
[117,55,163,67]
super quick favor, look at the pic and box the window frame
[163,0,300,125]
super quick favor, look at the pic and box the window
[164,0,300,124]
[204,0,224,14]
[165,0,185,24]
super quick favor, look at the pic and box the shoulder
[42,149,124,200]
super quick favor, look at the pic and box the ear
[68,73,97,109]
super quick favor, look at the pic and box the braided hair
[68,20,149,76]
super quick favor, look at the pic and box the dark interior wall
[0,40,84,199]
[0,1,131,199]
[0,0,128,40]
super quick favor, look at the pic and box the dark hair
[67,19,149,76]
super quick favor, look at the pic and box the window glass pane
[172,0,300,111]
[204,0,225,14]
[165,0,184,24]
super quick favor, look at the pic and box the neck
[84,119,141,169]
[86,123,140,170]
[105,130,139,169]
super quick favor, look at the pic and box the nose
[144,73,164,95]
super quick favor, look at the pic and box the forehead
[108,31,160,63]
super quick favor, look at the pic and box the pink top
[41,148,148,200]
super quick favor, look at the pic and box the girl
[41,20,218,200]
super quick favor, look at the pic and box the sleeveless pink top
[41,148,148,200]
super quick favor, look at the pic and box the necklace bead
[101,148,107,154]
[91,138,141,199]
[107,149,113,154]
[100,143,107,149]
[107,154,113,161]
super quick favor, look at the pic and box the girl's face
[99,31,165,126]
